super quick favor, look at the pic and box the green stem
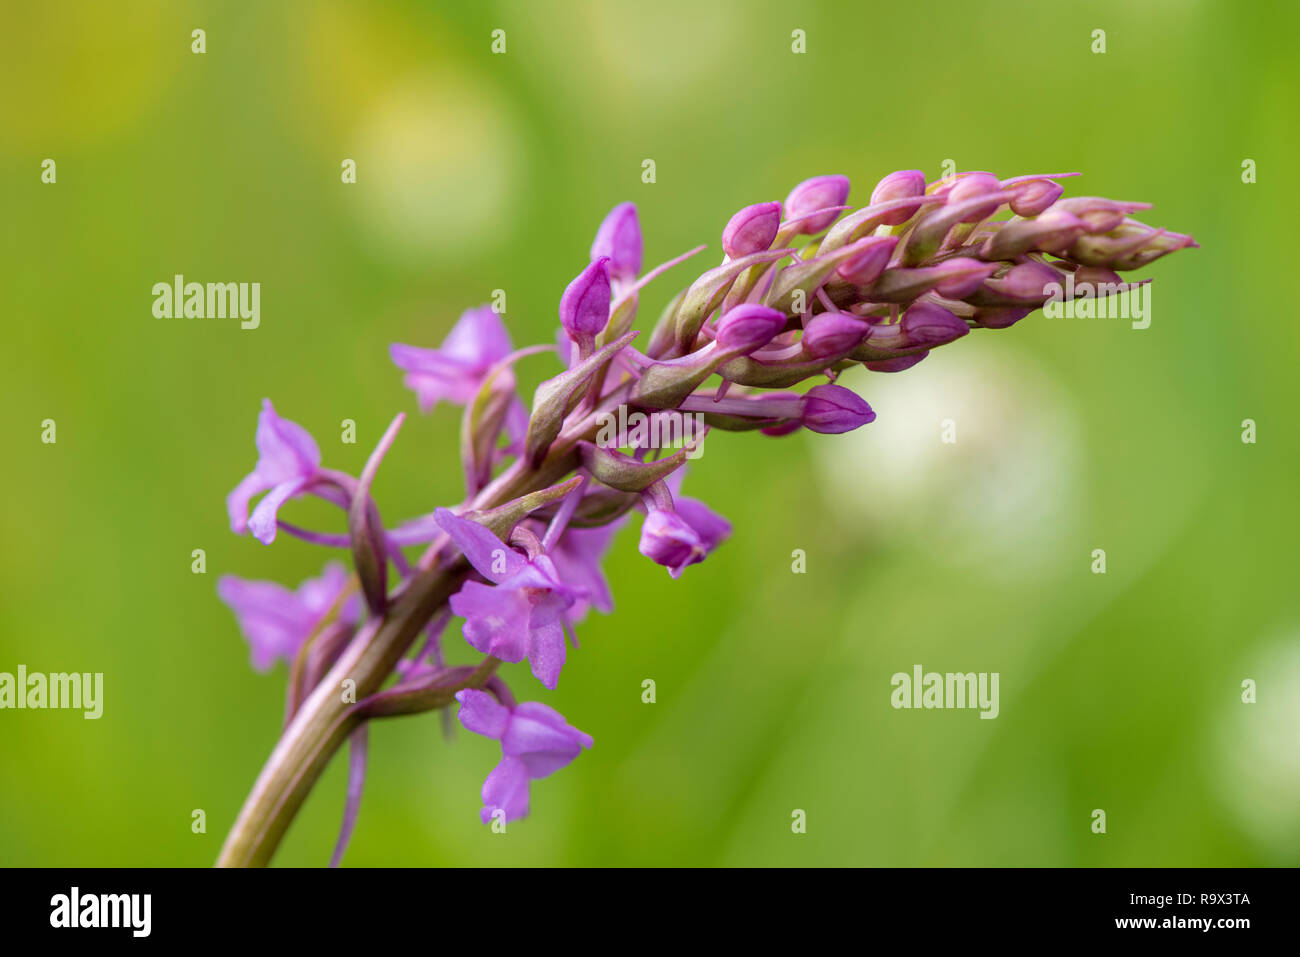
[216,562,466,867]
[216,409,612,868]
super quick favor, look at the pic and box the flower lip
[455,690,594,823]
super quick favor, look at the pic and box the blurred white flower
[517,0,742,113]
[351,70,521,264]
[813,340,1083,581]
[1212,637,1300,857]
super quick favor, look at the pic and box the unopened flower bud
[1054,197,1153,234]
[801,383,876,434]
[715,303,787,354]
[978,261,1062,305]
[835,234,898,285]
[638,509,706,577]
[590,203,642,281]
[864,259,998,303]
[560,257,612,345]
[931,257,1000,298]
[722,202,782,258]
[980,208,1085,260]
[899,189,1014,266]
[802,312,871,359]
[1006,177,1065,217]
[869,170,926,225]
[1105,227,1197,270]
[945,172,1004,222]
[901,301,969,347]
[784,174,851,234]
[1065,221,1164,268]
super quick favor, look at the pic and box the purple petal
[434,508,524,583]
[550,524,620,621]
[676,497,732,552]
[226,470,272,535]
[639,509,706,578]
[439,306,514,368]
[296,562,351,615]
[454,688,511,740]
[495,560,571,598]
[480,756,530,824]
[254,399,321,483]
[217,575,314,671]
[400,369,480,413]
[388,342,476,375]
[526,618,567,691]
[389,308,512,413]
[504,702,593,777]
[451,581,532,662]
[247,476,311,545]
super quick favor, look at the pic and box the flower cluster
[218,168,1193,864]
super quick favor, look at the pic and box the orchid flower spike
[217,165,1195,864]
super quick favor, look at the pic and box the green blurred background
[2,0,1297,867]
